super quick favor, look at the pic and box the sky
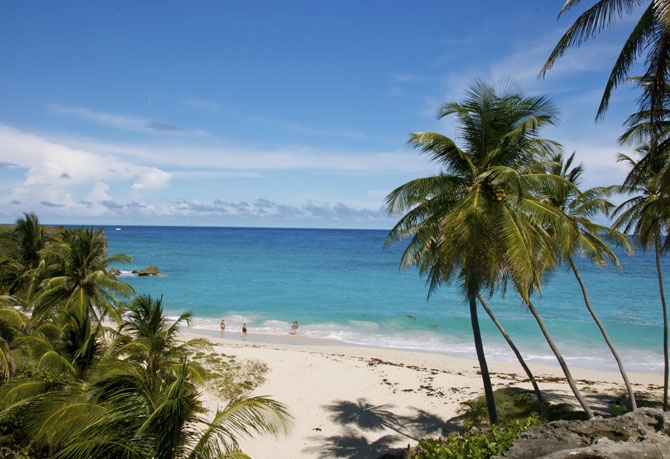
[0,1,649,229]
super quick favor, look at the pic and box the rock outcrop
[493,408,670,459]
[133,266,160,276]
[108,267,121,276]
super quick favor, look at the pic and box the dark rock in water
[493,408,670,459]
[108,267,121,276]
[134,266,159,276]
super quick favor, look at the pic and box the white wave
[180,314,664,374]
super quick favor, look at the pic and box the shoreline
[182,327,666,459]
[188,325,665,375]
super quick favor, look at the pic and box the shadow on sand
[304,398,450,459]
[303,387,665,458]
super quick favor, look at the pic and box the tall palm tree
[612,150,670,410]
[477,293,550,420]
[540,152,638,409]
[35,227,134,325]
[386,80,565,424]
[524,296,595,418]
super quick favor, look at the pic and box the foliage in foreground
[411,417,540,459]
[0,215,293,458]
[411,388,572,459]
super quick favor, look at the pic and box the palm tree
[0,212,47,298]
[0,301,26,381]
[117,294,210,381]
[6,304,293,458]
[0,223,292,457]
[21,359,293,459]
[12,302,106,382]
[386,80,565,424]
[540,152,638,409]
[35,227,134,325]
[541,0,670,128]
[612,150,670,410]
[477,293,550,420]
[0,299,111,456]
[524,296,595,418]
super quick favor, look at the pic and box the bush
[411,417,540,459]
[193,352,269,400]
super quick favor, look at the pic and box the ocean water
[104,225,667,374]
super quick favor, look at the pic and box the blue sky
[0,1,646,229]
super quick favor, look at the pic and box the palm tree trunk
[469,291,498,425]
[477,293,550,420]
[654,234,669,411]
[526,299,595,419]
[568,256,637,410]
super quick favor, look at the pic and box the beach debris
[368,358,404,368]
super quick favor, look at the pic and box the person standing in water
[291,321,299,334]
[242,323,247,339]
[220,319,225,336]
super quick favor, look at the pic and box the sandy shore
[183,328,665,459]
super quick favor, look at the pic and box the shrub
[411,417,540,459]
[193,352,269,400]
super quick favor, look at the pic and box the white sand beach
[184,329,665,459]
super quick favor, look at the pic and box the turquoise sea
[104,225,667,374]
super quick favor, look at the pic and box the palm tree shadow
[327,398,401,433]
[306,428,402,459]
[405,407,454,437]
[324,398,447,441]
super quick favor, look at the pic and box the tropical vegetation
[384,79,601,422]
[612,149,670,411]
[4,2,670,457]
[540,152,638,408]
[0,213,292,458]
[542,1,670,409]
[384,1,670,431]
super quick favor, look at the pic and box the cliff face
[493,408,670,459]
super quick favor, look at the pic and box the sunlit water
[103,225,667,374]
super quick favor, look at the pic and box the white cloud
[0,125,173,209]
[43,129,436,175]
[0,123,423,227]
[131,167,172,190]
[86,182,112,202]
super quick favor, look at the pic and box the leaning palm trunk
[477,293,550,420]
[654,234,669,411]
[526,299,595,418]
[568,256,637,410]
[469,292,498,425]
